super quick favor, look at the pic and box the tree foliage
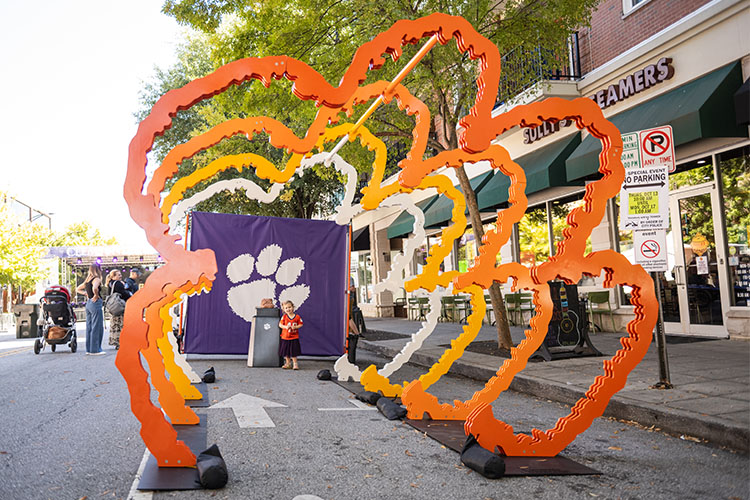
[51,221,118,247]
[0,201,51,289]
[1,193,117,291]
[160,0,599,151]
[721,154,750,247]
[137,30,351,220]
[151,0,601,347]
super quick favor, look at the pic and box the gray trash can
[247,308,281,367]
[14,304,40,339]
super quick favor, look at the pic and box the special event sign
[619,164,670,230]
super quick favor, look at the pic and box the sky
[0,0,183,254]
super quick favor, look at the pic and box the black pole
[651,271,673,389]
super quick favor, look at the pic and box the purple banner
[185,212,348,355]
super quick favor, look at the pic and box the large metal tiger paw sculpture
[120,12,657,467]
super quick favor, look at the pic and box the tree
[0,197,53,292]
[1,192,118,306]
[137,31,353,221]
[158,0,601,348]
[51,221,118,247]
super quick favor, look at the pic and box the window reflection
[354,252,373,304]
[669,160,713,190]
[519,205,549,267]
[551,196,592,253]
[720,146,750,307]
[457,229,477,273]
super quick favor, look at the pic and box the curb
[357,336,750,453]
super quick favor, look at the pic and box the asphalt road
[0,329,747,500]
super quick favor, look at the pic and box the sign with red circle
[633,229,668,272]
[640,240,660,259]
[642,131,670,156]
[638,125,675,172]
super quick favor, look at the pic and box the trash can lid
[255,307,280,317]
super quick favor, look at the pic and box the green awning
[476,133,582,210]
[422,171,494,228]
[386,195,439,239]
[351,225,370,251]
[566,61,747,182]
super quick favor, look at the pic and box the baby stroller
[34,285,77,354]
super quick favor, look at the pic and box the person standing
[105,270,131,350]
[278,300,303,370]
[76,263,105,355]
[124,268,141,295]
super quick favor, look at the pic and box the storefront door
[663,183,730,337]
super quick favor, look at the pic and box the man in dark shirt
[125,269,141,295]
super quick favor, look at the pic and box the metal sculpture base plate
[138,415,207,490]
[185,382,210,407]
[405,419,601,476]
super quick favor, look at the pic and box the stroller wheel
[51,344,56,352]
[33,338,41,355]
[70,337,77,353]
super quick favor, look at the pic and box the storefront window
[614,193,678,309]
[551,196,592,254]
[457,229,478,273]
[519,205,550,267]
[669,160,713,190]
[415,242,428,277]
[480,221,507,266]
[354,252,373,304]
[720,146,750,307]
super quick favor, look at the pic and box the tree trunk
[453,165,514,349]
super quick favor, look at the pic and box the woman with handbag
[76,264,105,355]
[105,270,130,350]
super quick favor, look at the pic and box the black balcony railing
[496,33,581,105]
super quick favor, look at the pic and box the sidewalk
[356,317,750,453]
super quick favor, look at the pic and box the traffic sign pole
[651,272,673,389]
[621,127,673,387]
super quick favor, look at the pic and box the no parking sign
[619,164,670,230]
[639,125,675,173]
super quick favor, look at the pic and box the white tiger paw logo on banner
[226,244,310,322]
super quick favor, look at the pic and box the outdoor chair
[484,295,494,325]
[440,296,457,322]
[455,295,471,324]
[417,297,430,320]
[393,297,407,318]
[587,290,616,332]
[483,294,512,326]
[506,292,533,326]
[407,297,420,321]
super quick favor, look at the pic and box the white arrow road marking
[127,449,153,500]
[318,399,378,411]
[209,393,287,428]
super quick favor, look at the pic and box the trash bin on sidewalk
[247,307,281,367]
[347,333,359,364]
[349,290,366,334]
[14,304,40,339]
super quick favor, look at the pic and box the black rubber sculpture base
[405,419,600,476]
[138,415,207,490]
